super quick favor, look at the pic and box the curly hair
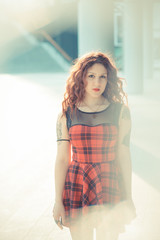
[62,51,128,116]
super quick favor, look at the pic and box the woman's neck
[82,96,107,107]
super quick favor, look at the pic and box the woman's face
[84,63,108,98]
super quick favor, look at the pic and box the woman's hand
[53,201,65,230]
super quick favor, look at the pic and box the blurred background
[0,0,160,239]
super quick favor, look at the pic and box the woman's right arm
[53,112,71,229]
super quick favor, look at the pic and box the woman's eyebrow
[88,72,107,74]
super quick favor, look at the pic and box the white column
[143,0,153,81]
[123,0,143,94]
[78,0,114,56]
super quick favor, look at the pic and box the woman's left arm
[117,104,133,200]
[117,104,137,221]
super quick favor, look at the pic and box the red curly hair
[62,52,128,116]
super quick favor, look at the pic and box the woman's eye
[101,75,107,79]
[88,74,94,78]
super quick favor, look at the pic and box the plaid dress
[63,102,125,227]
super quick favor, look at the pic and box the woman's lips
[93,88,100,92]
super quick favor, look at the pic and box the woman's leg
[69,221,94,240]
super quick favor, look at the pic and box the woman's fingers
[61,211,66,225]
[53,210,64,229]
[54,215,63,229]
[57,217,63,230]
[52,202,66,230]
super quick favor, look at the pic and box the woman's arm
[53,112,71,228]
[117,105,132,200]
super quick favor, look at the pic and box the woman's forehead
[87,63,107,74]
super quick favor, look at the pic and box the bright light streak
[0,0,55,10]
[0,0,76,67]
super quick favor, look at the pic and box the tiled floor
[0,73,160,240]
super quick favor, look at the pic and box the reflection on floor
[0,74,160,240]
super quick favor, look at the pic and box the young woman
[53,52,136,240]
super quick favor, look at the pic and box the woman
[53,52,136,240]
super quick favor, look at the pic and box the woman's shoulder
[116,102,131,128]
[113,102,130,111]
[56,111,67,126]
[57,106,72,119]
[65,107,73,130]
[111,101,123,113]
[111,102,130,126]
[115,102,130,114]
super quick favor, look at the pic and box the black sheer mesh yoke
[66,102,123,130]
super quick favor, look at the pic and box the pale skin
[53,64,136,239]
[53,113,71,229]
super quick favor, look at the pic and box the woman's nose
[94,77,101,85]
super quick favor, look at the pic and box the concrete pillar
[123,0,143,94]
[78,0,114,56]
[143,0,153,81]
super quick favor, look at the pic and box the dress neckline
[77,103,112,114]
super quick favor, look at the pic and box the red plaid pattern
[70,124,118,163]
[62,124,123,226]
